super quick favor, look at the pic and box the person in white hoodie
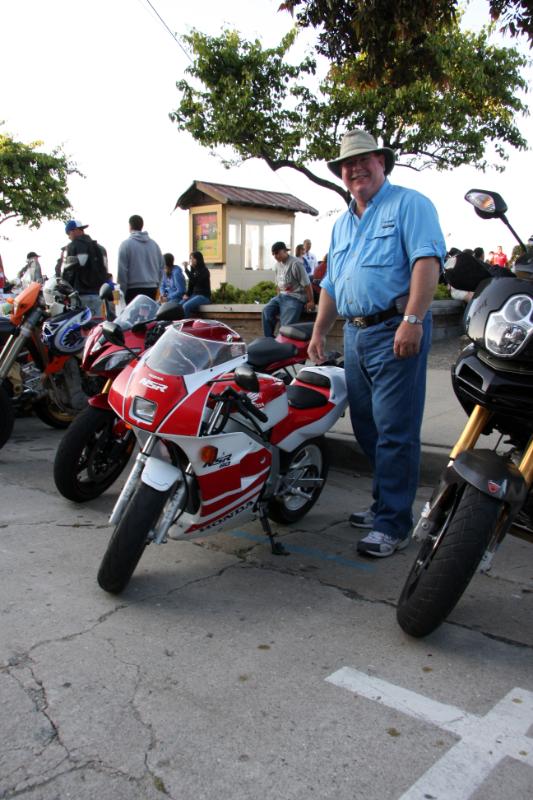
[117,215,164,303]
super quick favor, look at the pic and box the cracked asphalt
[1,416,533,799]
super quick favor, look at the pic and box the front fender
[141,456,181,492]
[450,449,527,510]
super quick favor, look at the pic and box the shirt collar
[349,178,392,217]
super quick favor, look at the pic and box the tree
[0,128,77,229]
[280,1,533,75]
[170,22,528,204]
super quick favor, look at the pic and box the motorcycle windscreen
[144,326,246,376]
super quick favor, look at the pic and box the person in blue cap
[61,220,108,317]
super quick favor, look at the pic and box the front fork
[414,405,533,562]
[0,313,42,381]
[109,434,158,525]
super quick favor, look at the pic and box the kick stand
[258,504,289,556]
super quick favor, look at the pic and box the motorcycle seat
[286,385,328,409]
[296,369,331,388]
[247,337,297,368]
[278,322,314,341]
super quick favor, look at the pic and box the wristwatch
[403,314,423,325]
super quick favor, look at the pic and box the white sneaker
[357,530,410,558]
[349,508,375,529]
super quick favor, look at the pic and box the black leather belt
[346,306,400,328]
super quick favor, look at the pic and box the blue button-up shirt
[321,179,446,317]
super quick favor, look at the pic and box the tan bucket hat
[327,129,395,177]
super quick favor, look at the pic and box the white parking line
[326,667,533,800]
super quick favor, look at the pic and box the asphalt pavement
[1,336,533,800]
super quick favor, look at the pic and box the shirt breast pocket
[360,229,397,268]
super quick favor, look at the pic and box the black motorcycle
[397,189,533,637]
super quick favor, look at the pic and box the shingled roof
[175,181,318,216]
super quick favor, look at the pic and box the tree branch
[261,152,351,204]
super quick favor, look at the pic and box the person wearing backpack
[61,219,108,317]
[117,214,164,303]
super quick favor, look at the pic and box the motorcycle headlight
[132,396,158,422]
[93,348,139,372]
[485,294,533,357]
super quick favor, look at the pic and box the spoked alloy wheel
[33,395,74,429]
[54,406,136,502]
[397,485,502,638]
[97,483,171,594]
[268,437,328,523]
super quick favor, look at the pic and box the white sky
[1,0,531,280]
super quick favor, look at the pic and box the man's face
[303,239,311,252]
[67,228,83,241]
[341,152,386,201]
[273,248,289,263]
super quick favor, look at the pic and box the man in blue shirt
[309,129,446,557]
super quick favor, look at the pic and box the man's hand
[393,321,423,359]
[308,332,327,364]
[305,301,315,312]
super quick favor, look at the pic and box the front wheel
[54,406,135,502]
[33,395,74,429]
[97,483,171,594]
[397,485,502,638]
[0,383,15,449]
[268,438,328,523]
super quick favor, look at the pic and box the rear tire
[397,485,502,638]
[33,395,74,429]
[0,383,15,449]
[97,483,170,594]
[268,438,328,523]
[54,406,135,502]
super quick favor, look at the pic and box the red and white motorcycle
[97,318,347,593]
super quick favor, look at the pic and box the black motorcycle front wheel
[397,485,502,638]
[268,438,328,523]
[0,383,15,449]
[54,406,135,502]
[97,483,171,594]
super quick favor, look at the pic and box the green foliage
[281,1,533,68]
[0,127,78,228]
[211,281,277,304]
[171,19,529,201]
[433,282,451,300]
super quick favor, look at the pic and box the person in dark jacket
[181,251,211,316]
[61,220,107,317]
[117,214,164,303]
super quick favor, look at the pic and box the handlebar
[238,392,268,423]
[210,385,268,425]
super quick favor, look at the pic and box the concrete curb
[325,431,450,486]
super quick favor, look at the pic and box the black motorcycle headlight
[485,294,533,357]
[92,348,139,371]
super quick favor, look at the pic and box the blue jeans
[262,294,305,337]
[180,294,210,316]
[344,314,432,538]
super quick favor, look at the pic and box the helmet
[41,307,92,354]
[43,277,74,309]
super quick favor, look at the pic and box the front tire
[397,485,502,638]
[0,383,15,449]
[97,483,171,594]
[54,406,135,502]
[268,438,328,523]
